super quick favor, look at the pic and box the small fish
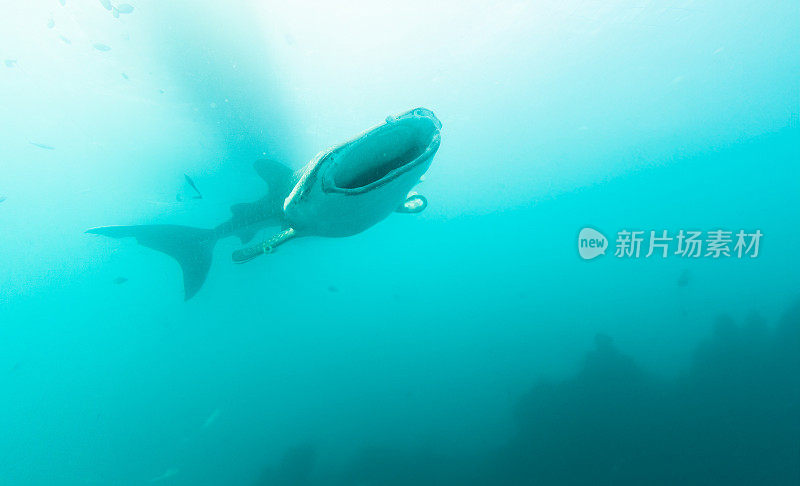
[121,72,129,80]
[99,0,112,10]
[116,3,134,14]
[184,174,203,199]
[59,0,65,5]
[176,193,184,202]
[112,6,119,18]
[201,409,220,429]
[3,59,17,68]
[149,468,179,483]
[30,142,55,150]
[0,196,6,204]
[47,18,55,29]
[93,43,111,52]
[113,276,128,284]
[59,35,72,45]
[327,285,340,293]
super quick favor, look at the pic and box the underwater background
[1,1,798,484]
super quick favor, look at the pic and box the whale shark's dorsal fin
[254,159,294,197]
[228,197,275,243]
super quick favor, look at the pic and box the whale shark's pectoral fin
[231,227,296,263]
[254,159,294,196]
[395,193,427,214]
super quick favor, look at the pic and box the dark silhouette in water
[254,300,800,485]
[255,445,317,486]
[677,268,691,287]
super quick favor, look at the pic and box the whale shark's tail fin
[87,225,217,300]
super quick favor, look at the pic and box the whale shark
[88,108,441,300]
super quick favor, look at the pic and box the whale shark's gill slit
[332,120,435,190]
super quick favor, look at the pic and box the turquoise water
[1,1,798,484]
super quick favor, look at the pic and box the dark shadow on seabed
[254,299,800,486]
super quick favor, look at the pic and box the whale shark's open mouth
[328,111,440,191]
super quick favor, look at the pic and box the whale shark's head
[284,107,441,237]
